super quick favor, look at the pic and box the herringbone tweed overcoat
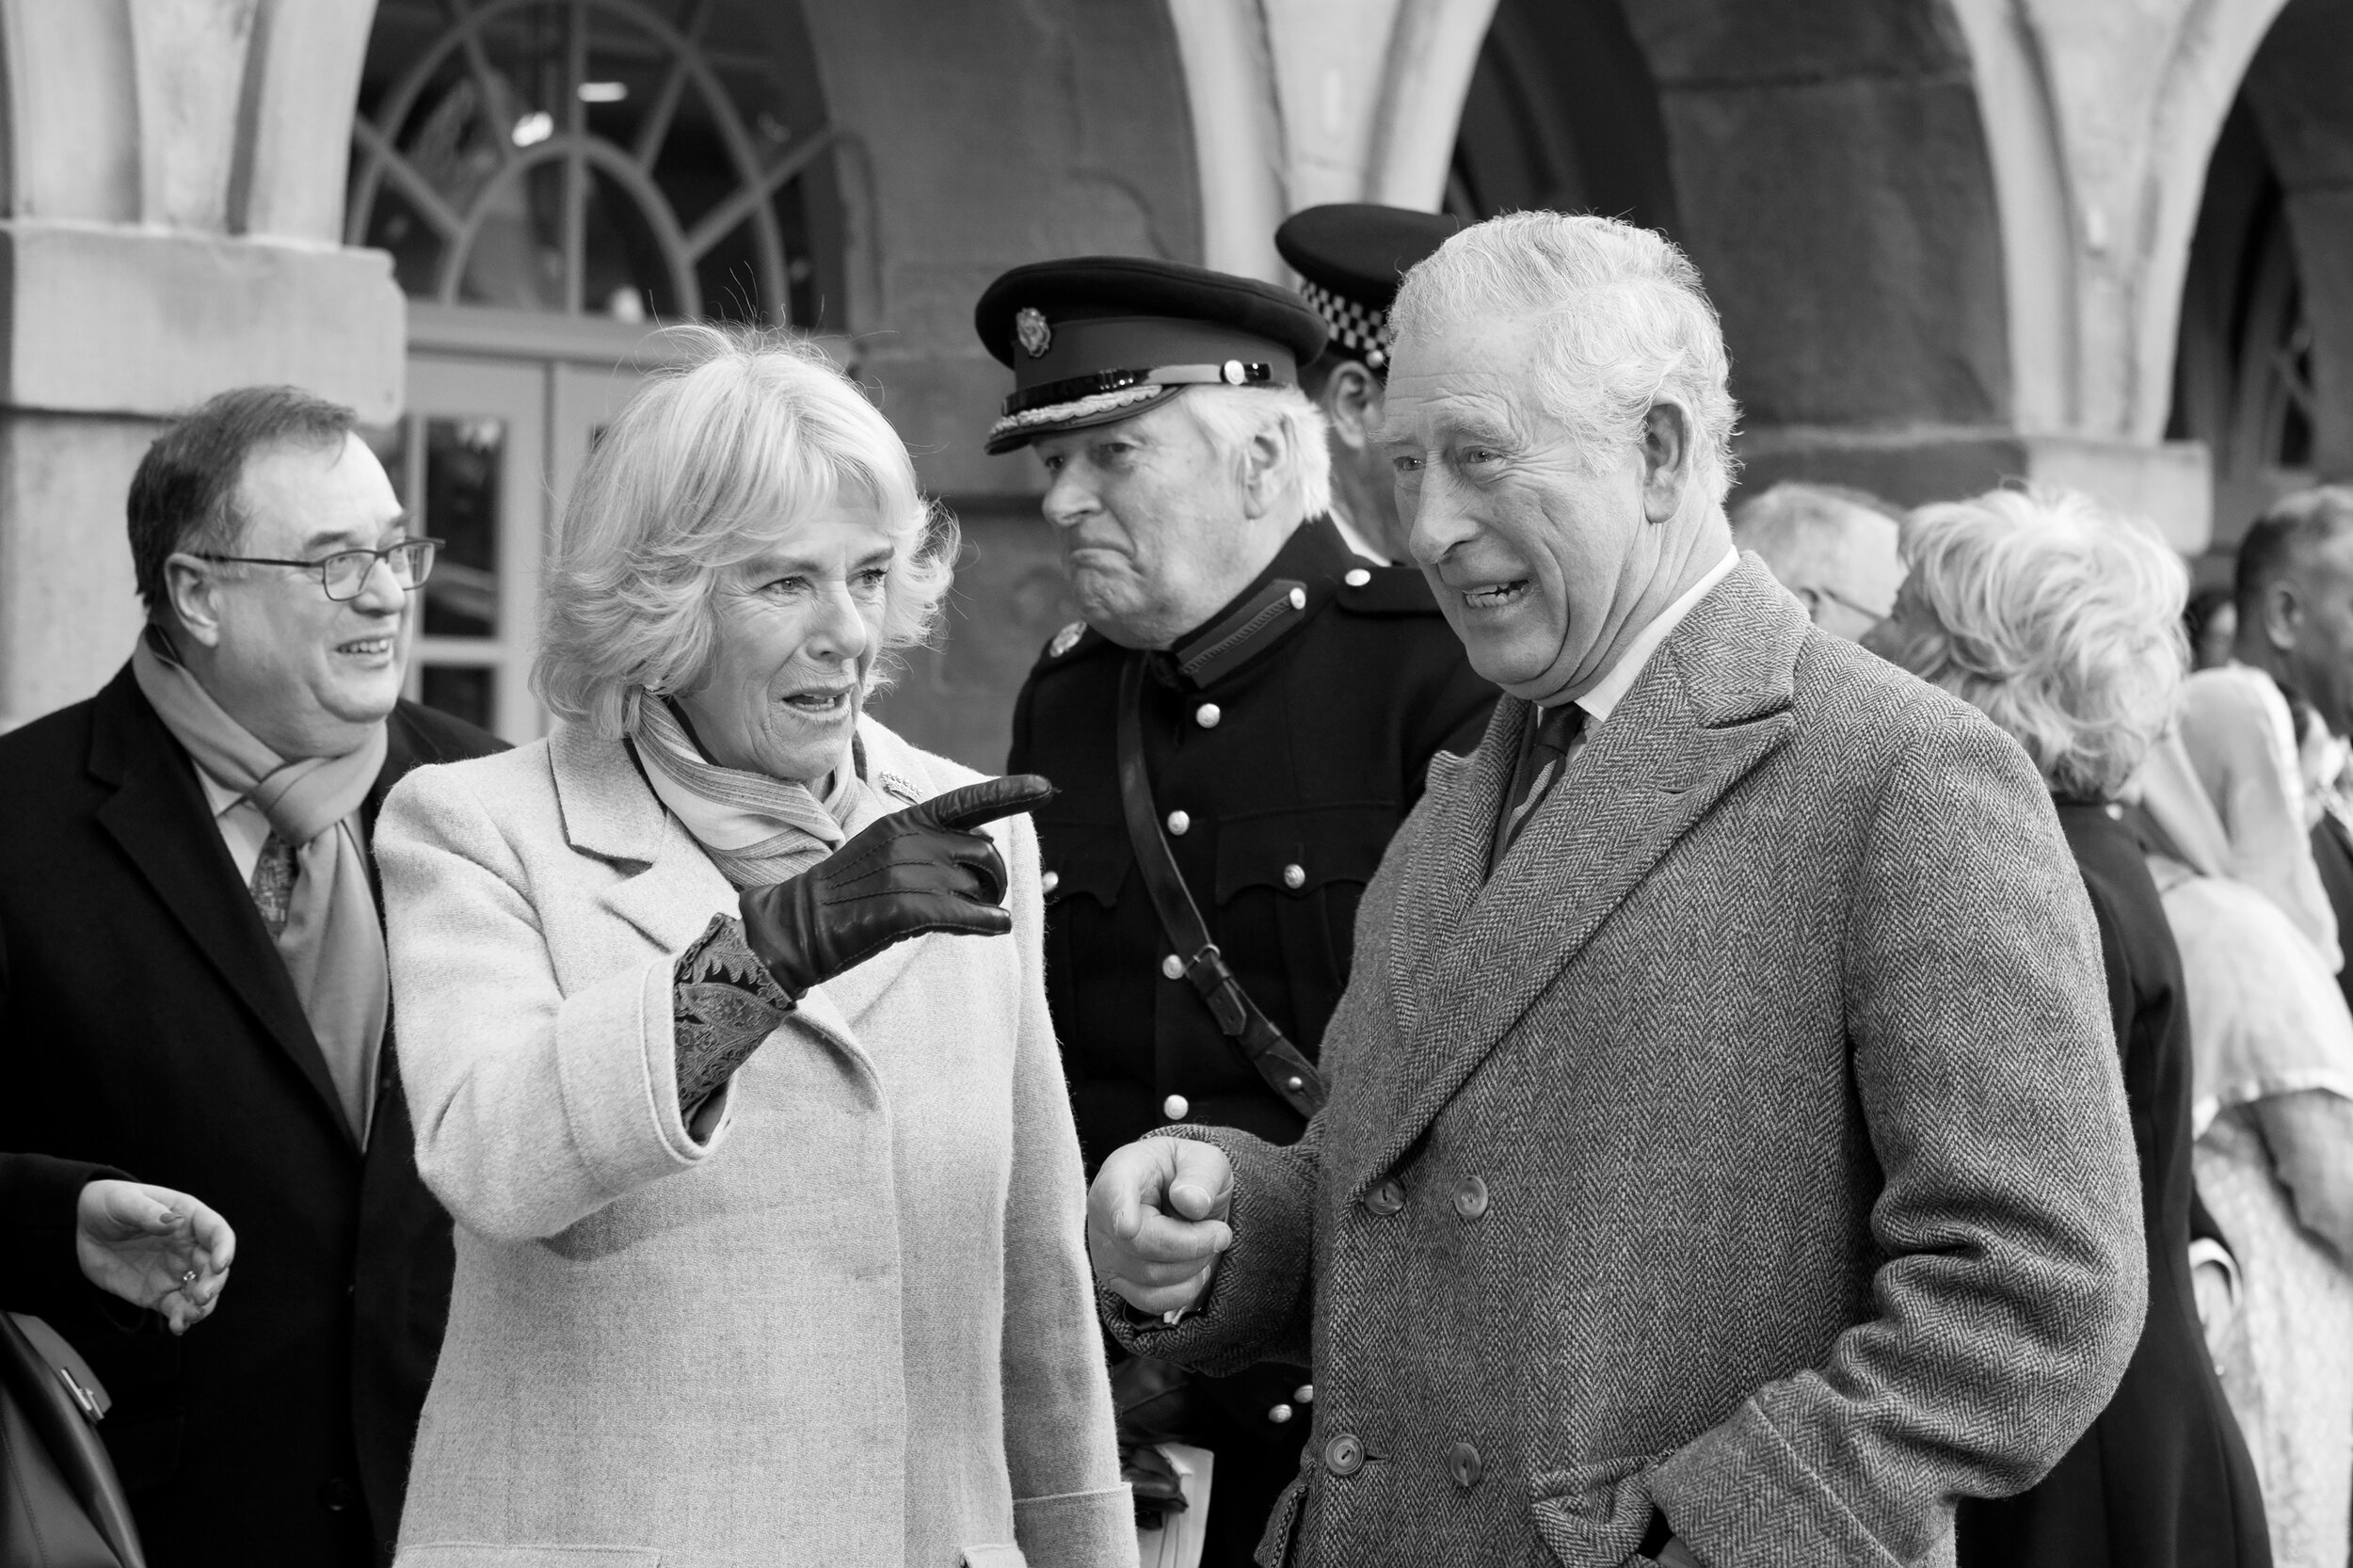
[1116,557,2146,1568]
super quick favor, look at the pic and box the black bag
[0,1312,145,1568]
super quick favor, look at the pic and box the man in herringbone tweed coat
[1087,213,2147,1568]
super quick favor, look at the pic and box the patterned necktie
[1497,703,1585,864]
[250,832,298,939]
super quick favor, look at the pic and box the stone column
[0,0,400,731]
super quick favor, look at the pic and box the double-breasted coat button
[1454,1176,1490,1221]
[1040,870,1060,895]
[1268,1402,1294,1424]
[1344,567,1372,587]
[1195,702,1222,728]
[1367,1179,1406,1216]
[1448,1441,1483,1488]
[1282,863,1305,889]
[1162,1094,1190,1120]
[1161,953,1185,980]
[1323,1433,1366,1476]
[1166,809,1191,836]
[1294,1383,1316,1404]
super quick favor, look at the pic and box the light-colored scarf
[631,696,877,888]
[132,631,388,1143]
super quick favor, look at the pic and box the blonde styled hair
[1388,211,1741,507]
[1892,484,2186,801]
[535,326,955,737]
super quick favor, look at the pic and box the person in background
[1866,484,2271,1568]
[2186,584,2240,671]
[2233,487,2353,1017]
[1732,479,1910,641]
[978,256,1495,1564]
[379,328,1130,1568]
[0,387,503,1567]
[1088,212,2144,1568]
[0,1159,233,1333]
[1273,202,1462,563]
[2140,712,2353,1568]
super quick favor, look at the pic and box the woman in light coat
[376,327,1131,1568]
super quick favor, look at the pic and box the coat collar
[1352,555,1807,1198]
[87,662,360,1151]
[546,712,945,1052]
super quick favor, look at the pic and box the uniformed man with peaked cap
[1276,203,1464,564]
[980,254,1495,1566]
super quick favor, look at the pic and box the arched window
[349,0,839,328]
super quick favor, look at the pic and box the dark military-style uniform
[1008,516,1493,1563]
[977,250,1495,1567]
[1011,515,1492,1160]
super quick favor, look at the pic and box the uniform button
[1366,1178,1405,1216]
[318,1477,356,1512]
[1268,1402,1294,1424]
[1294,1383,1316,1404]
[1289,586,1307,610]
[1344,567,1371,587]
[1454,1176,1490,1221]
[1448,1441,1484,1488]
[1323,1433,1366,1476]
[1040,870,1060,895]
[1195,702,1222,728]
[1160,953,1185,981]
[1162,1094,1190,1120]
[1166,809,1191,836]
[1282,862,1305,889]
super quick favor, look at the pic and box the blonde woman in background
[1866,484,2270,1568]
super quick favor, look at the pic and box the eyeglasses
[194,537,443,601]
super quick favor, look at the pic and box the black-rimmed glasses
[194,537,443,602]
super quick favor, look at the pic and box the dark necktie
[1496,703,1585,866]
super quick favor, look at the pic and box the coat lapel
[548,725,870,1062]
[87,665,356,1144]
[1353,558,1808,1198]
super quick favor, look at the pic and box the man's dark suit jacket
[0,661,503,1567]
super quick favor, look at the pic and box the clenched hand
[1088,1137,1235,1317]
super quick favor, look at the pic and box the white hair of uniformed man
[1387,211,1741,513]
[1890,484,2188,802]
[535,323,956,739]
[1176,382,1336,527]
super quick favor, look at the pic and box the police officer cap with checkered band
[1274,203,1464,375]
[974,256,1327,456]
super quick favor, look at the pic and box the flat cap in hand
[974,256,1327,455]
[1275,203,1464,373]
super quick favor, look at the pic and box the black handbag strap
[1116,655,1328,1120]
[0,1313,143,1568]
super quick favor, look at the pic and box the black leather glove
[738,774,1056,998]
[1111,1354,1205,1528]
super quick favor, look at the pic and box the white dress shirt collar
[1571,549,1740,727]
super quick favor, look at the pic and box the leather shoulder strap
[1115,655,1327,1119]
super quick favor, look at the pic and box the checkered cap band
[1300,279,1390,361]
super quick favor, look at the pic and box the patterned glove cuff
[673,913,798,1117]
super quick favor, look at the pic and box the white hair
[1388,212,1740,506]
[536,324,955,738]
[1893,484,2187,801]
[1176,383,1334,525]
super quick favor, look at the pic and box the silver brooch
[1015,307,1052,359]
[1048,619,1086,657]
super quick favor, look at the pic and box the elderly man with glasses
[0,385,501,1568]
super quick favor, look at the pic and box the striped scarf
[630,696,874,888]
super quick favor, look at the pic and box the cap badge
[1015,307,1053,360]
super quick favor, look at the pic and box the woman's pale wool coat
[376,715,1133,1568]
